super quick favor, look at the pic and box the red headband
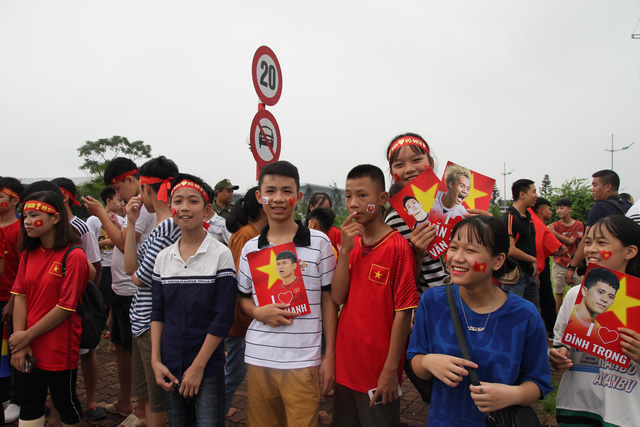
[140,176,173,202]
[387,136,430,161]
[58,187,81,206]
[170,180,210,204]
[0,187,20,202]
[109,169,139,185]
[23,200,58,214]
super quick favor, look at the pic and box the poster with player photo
[388,168,440,231]
[561,265,640,368]
[247,242,311,316]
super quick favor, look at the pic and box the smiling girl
[407,216,552,426]
[550,215,640,427]
[10,191,88,427]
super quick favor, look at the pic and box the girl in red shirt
[9,190,88,427]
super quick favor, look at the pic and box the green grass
[540,377,560,418]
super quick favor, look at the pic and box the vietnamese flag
[0,324,10,378]
[528,208,562,274]
[388,168,440,230]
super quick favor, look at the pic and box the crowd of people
[0,132,639,427]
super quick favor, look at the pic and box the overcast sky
[2,1,639,201]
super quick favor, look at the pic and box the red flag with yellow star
[388,168,440,231]
[247,242,310,316]
[425,162,495,260]
[562,265,640,367]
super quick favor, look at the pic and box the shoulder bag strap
[61,245,83,277]
[446,284,480,386]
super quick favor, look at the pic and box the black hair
[203,182,216,207]
[386,132,433,167]
[0,177,24,203]
[619,193,633,204]
[388,182,403,199]
[139,156,179,194]
[22,181,63,201]
[20,191,81,252]
[592,169,620,191]
[402,195,418,208]
[556,198,572,208]
[226,186,261,233]
[51,177,77,207]
[276,250,297,263]
[584,267,620,291]
[169,173,207,203]
[346,164,386,192]
[533,197,551,213]
[588,215,640,277]
[100,187,117,204]
[307,207,336,233]
[258,161,300,192]
[103,157,139,186]
[450,216,517,278]
[511,179,535,201]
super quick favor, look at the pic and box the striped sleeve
[237,237,258,297]
[392,234,419,311]
[135,221,181,287]
[315,233,336,290]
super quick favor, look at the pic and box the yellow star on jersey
[256,250,280,290]
[464,174,488,210]
[609,276,640,325]
[375,270,382,279]
[53,266,59,273]
[411,182,439,211]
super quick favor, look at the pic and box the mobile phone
[24,355,36,373]
[367,385,403,405]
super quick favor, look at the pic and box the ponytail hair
[226,186,261,233]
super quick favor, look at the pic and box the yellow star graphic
[375,270,382,279]
[256,250,281,290]
[53,266,59,272]
[463,174,489,210]
[411,182,439,212]
[609,277,640,325]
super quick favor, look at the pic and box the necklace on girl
[459,286,497,332]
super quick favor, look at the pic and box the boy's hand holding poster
[247,242,311,316]
[388,168,440,232]
[562,265,640,367]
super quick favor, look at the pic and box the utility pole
[501,163,513,207]
[605,134,636,170]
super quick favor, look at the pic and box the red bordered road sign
[250,110,281,167]
[252,46,283,106]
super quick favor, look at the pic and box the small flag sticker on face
[367,204,376,213]
[171,208,177,217]
[601,250,613,260]
[0,203,7,208]
[262,196,269,205]
[289,198,295,206]
[472,261,487,272]
[34,220,43,227]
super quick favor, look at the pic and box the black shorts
[98,266,115,306]
[110,295,133,351]
[18,368,82,424]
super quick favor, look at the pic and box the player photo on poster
[426,162,495,259]
[388,168,440,231]
[562,265,640,367]
[247,242,311,316]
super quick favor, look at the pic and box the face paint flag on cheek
[262,196,269,205]
[288,198,295,206]
[171,208,177,217]
[472,261,487,272]
[601,250,613,260]
[0,203,7,208]
[393,173,400,182]
[367,204,376,213]
[34,220,44,227]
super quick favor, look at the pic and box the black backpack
[61,245,107,349]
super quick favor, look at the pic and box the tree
[296,184,314,221]
[547,178,593,225]
[540,174,552,198]
[76,136,152,200]
[329,182,349,227]
[490,184,501,207]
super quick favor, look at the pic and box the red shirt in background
[0,221,21,302]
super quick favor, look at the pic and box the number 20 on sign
[252,46,283,106]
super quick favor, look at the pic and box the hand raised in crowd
[340,212,364,254]
[409,222,437,259]
[465,209,493,217]
[82,195,105,217]
[421,354,478,387]
[126,195,143,223]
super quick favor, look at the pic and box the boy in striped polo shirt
[238,161,338,427]
[124,156,180,427]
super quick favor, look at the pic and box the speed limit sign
[252,46,283,106]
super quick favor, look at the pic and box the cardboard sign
[388,168,440,231]
[247,242,310,316]
[562,265,640,367]
[426,162,495,260]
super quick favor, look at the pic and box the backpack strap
[604,196,628,215]
[61,245,84,277]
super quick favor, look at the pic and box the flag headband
[0,187,20,202]
[23,200,58,215]
[387,136,430,161]
[109,169,139,185]
[58,187,81,206]
[170,180,210,203]
[140,176,173,202]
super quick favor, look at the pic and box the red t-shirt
[327,226,342,255]
[0,221,21,302]
[551,219,584,266]
[336,230,419,393]
[11,246,88,371]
